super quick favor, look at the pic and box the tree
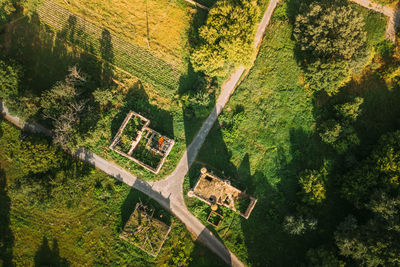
[335,192,400,266]
[0,0,16,24]
[41,66,87,147]
[335,97,364,122]
[0,60,20,99]
[341,130,400,205]
[307,247,344,267]
[283,215,317,235]
[319,119,342,145]
[93,88,113,110]
[299,166,327,204]
[0,0,42,23]
[190,0,259,77]
[318,97,364,153]
[304,60,350,95]
[293,3,366,60]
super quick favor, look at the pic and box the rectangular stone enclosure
[188,168,257,219]
[120,203,172,257]
[110,111,174,174]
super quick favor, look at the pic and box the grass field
[0,119,226,266]
[183,1,392,265]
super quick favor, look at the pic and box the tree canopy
[190,0,259,77]
[0,60,20,99]
[293,3,366,60]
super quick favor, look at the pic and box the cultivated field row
[37,0,182,94]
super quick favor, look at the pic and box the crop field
[0,120,226,266]
[52,0,195,72]
[184,1,389,265]
[34,0,187,93]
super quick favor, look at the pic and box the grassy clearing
[52,0,195,71]
[0,119,226,266]
[0,16,215,181]
[184,1,390,265]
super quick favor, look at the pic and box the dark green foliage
[294,2,366,60]
[40,69,88,147]
[304,60,350,95]
[376,40,396,59]
[335,196,400,267]
[0,60,20,99]
[318,97,364,153]
[283,215,317,235]
[190,0,259,77]
[341,130,400,206]
[92,88,113,109]
[184,1,394,265]
[306,247,343,267]
[0,0,16,24]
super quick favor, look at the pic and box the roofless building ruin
[120,203,172,257]
[188,168,257,219]
[110,111,174,174]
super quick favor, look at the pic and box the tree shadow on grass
[110,81,174,140]
[34,237,69,267]
[119,182,172,231]
[179,7,218,147]
[0,12,116,133]
[0,167,13,266]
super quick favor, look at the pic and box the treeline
[282,0,400,266]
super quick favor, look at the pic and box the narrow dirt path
[0,0,280,265]
[182,0,209,10]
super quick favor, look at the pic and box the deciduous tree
[190,0,259,77]
[294,3,366,60]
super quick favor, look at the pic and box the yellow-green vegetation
[53,0,195,70]
[0,120,226,266]
[190,0,259,77]
[184,0,400,265]
[0,11,216,181]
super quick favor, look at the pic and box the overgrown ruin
[110,111,174,174]
[188,168,257,219]
[120,203,172,257]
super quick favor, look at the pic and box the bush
[190,0,259,77]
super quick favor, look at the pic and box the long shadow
[119,179,172,231]
[110,81,174,140]
[0,12,116,135]
[187,117,239,188]
[0,167,13,266]
[180,7,217,147]
[34,237,69,267]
